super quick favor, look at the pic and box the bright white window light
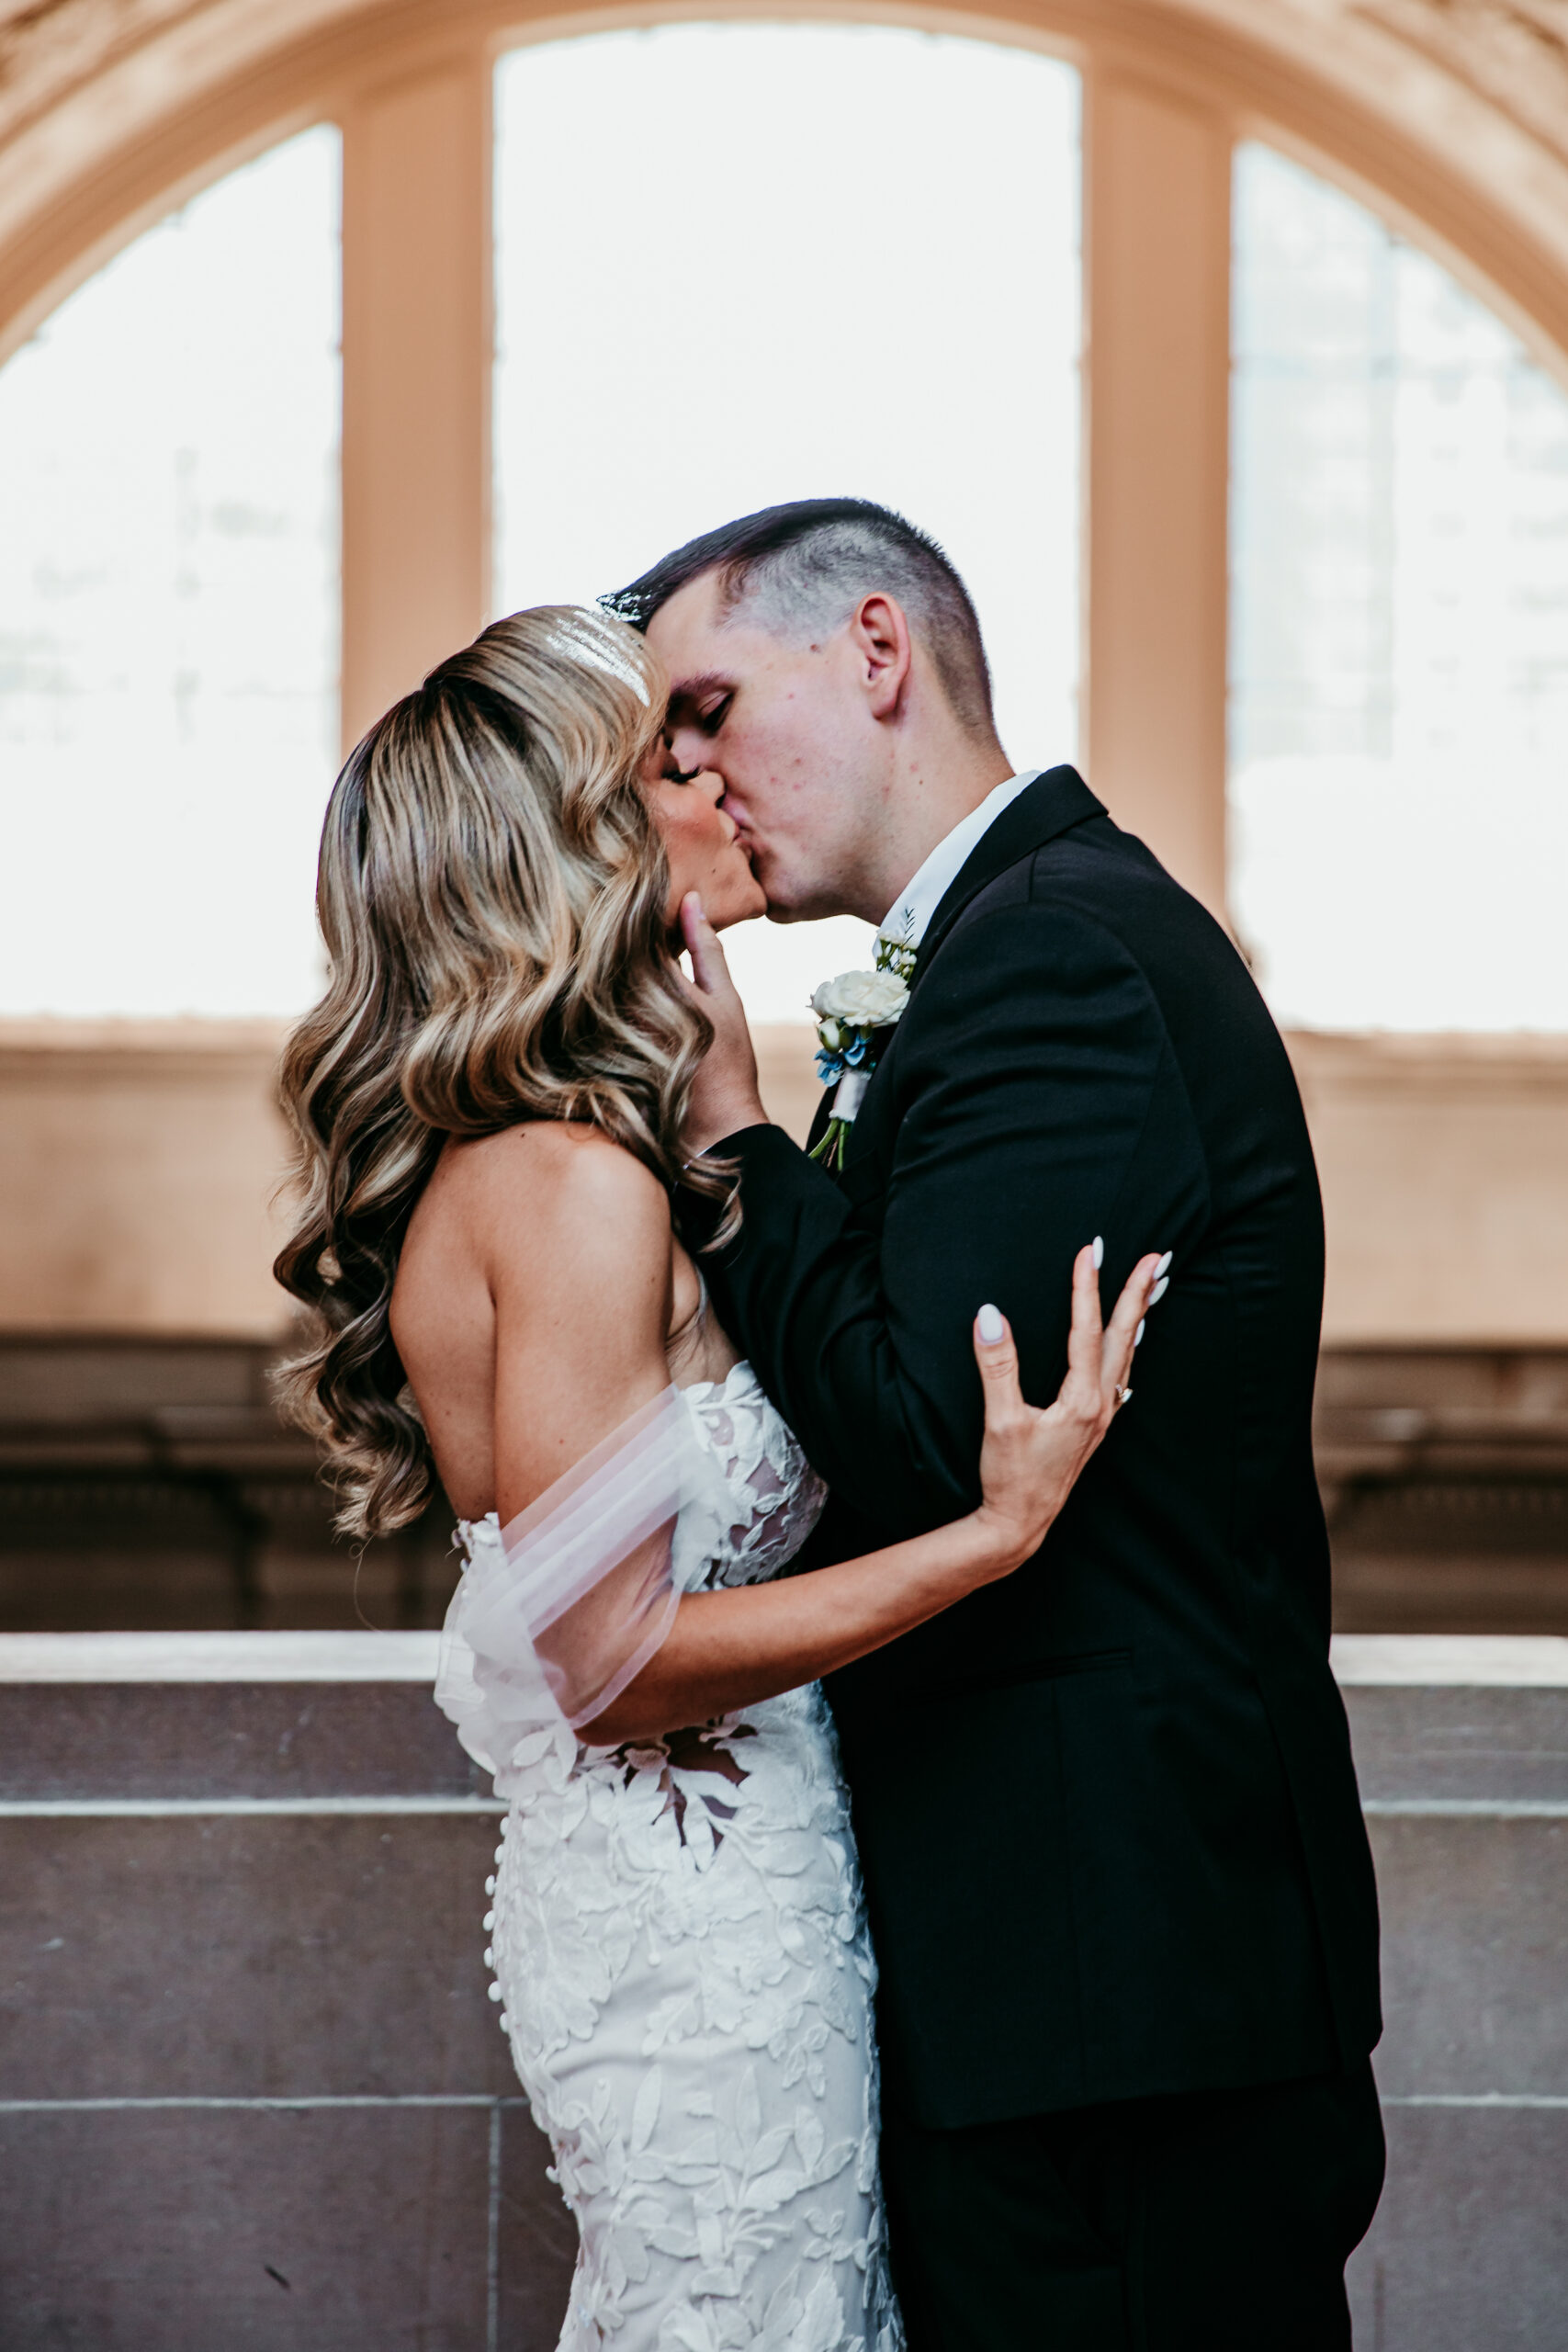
[0,127,340,1017]
[494,27,1081,1020]
[1231,144,1568,1031]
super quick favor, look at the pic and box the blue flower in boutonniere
[807,940,912,1171]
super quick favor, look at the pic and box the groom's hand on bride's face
[678,894,770,1159]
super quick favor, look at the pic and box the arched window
[0,127,339,1015]
[492,25,1080,1014]
[4,32,1566,1044]
[1231,143,1568,1029]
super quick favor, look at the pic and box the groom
[606,499,1383,2346]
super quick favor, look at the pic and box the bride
[274,605,1156,2352]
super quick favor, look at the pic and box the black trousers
[879,2061,1385,2351]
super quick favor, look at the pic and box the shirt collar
[877,772,1043,955]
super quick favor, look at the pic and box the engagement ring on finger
[1114,1385,1133,1409]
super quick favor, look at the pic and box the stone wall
[0,1633,1562,2347]
[0,1022,293,1337]
[1337,1636,1568,2348]
[6,1020,1568,1642]
[6,1330,1568,1637]
[0,1634,565,2348]
[5,1022,1568,1346]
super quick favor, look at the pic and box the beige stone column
[1081,74,1232,919]
[339,55,492,752]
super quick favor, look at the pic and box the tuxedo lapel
[908,765,1105,1000]
[795,768,1102,1168]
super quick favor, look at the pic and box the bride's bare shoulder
[422,1121,671,1286]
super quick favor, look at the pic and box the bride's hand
[677,892,770,1157]
[968,1247,1163,1576]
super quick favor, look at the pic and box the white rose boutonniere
[807,926,916,1171]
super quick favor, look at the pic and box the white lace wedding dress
[435,1362,905,2352]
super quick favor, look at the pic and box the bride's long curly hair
[273,605,735,1542]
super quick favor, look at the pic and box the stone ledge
[1331,1633,1568,1683]
[0,1629,443,1680]
[5,1627,1565,1685]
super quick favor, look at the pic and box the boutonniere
[807,925,918,1170]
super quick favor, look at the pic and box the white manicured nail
[977,1304,1005,1344]
[1155,1250,1173,1279]
[1091,1237,1104,1270]
[1149,1275,1169,1306]
[1134,1319,1145,1346]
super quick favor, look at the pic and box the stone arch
[6,0,1568,910]
[4,1,1568,374]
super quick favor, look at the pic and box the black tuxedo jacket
[687,767,1381,2131]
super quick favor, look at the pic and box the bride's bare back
[396,1116,1153,1754]
[390,1121,739,1526]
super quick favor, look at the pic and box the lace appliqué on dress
[675,1366,829,1595]
[441,1365,902,2352]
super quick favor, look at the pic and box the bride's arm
[482,1127,1155,1747]
[579,1245,1155,1743]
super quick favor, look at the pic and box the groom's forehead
[650,574,770,700]
[648,571,730,662]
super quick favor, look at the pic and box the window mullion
[339,53,492,753]
[1082,71,1232,921]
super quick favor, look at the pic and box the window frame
[5,1,1568,1002]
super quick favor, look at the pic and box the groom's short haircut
[603,498,995,736]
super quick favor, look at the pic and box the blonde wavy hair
[273,605,735,1542]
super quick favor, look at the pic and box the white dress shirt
[827,771,1044,1130]
[878,770,1043,952]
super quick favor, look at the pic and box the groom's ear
[849,594,913,722]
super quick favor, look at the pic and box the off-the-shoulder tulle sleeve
[434,1385,716,1781]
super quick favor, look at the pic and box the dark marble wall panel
[497,2103,576,2347]
[0,1681,482,1800]
[0,1538,245,1633]
[1346,1685,1568,1804]
[1348,2104,1568,2352]
[0,1814,515,2098]
[1369,1815,1568,2098]
[0,2104,492,2352]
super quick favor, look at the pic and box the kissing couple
[276,499,1384,2349]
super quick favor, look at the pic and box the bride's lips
[719,821,758,876]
